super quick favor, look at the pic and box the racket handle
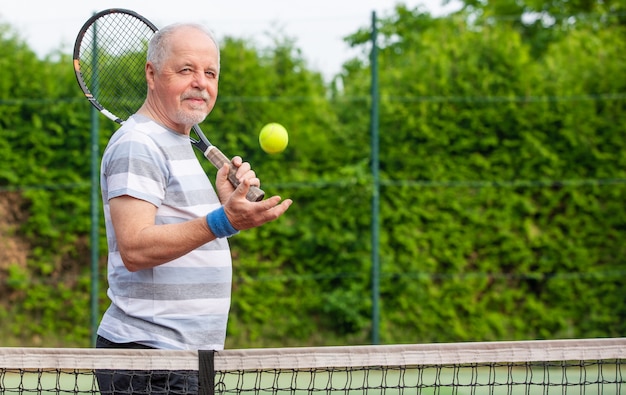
[204,146,265,202]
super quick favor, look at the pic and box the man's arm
[109,195,216,272]
[110,163,292,272]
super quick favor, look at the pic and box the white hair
[147,23,220,71]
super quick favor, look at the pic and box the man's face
[146,26,219,133]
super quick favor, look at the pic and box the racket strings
[78,13,156,121]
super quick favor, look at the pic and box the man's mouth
[183,93,210,104]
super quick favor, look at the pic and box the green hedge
[0,10,624,347]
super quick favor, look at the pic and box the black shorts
[95,335,199,395]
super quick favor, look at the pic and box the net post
[198,350,215,395]
[369,9,381,346]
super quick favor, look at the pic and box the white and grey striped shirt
[97,114,232,350]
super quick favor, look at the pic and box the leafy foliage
[0,4,624,347]
[337,5,626,342]
[0,22,93,345]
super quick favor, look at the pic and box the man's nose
[191,71,208,89]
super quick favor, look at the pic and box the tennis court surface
[1,337,624,394]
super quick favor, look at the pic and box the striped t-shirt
[97,114,232,350]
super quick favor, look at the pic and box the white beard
[175,108,208,126]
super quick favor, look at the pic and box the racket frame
[73,8,264,202]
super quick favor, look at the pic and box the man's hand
[215,159,292,231]
[215,156,259,203]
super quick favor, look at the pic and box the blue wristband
[206,206,239,238]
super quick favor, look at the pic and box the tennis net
[0,337,624,394]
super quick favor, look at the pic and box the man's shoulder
[107,115,183,150]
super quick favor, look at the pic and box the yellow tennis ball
[259,123,288,154]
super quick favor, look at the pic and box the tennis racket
[72,8,265,202]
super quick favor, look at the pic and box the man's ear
[145,62,156,90]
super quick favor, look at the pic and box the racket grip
[204,146,265,202]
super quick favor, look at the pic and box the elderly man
[95,22,292,394]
